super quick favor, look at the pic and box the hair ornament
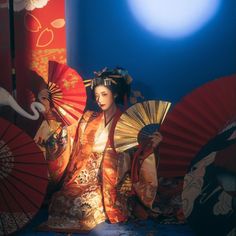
[83,67,132,88]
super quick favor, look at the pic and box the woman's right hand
[44,126,68,160]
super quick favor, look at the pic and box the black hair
[91,67,131,105]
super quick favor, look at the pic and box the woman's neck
[104,103,117,126]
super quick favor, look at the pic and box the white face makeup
[94,85,115,111]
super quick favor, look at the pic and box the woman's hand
[149,131,163,149]
[44,127,68,160]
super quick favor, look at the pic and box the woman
[35,67,162,232]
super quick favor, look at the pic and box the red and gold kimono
[34,110,158,231]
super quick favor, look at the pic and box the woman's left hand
[149,131,163,149]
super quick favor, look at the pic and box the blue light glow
[127,0,222,38]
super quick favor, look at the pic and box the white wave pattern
[227,228,236,236]
[213,192,233,215]
[182,152,216,217]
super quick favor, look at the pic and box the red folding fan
[0,117,48,235]
[158,74,236,177]
[47,61,87,126]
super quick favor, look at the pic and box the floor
[15,209,196,236]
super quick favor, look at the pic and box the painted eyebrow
[95,92,108,95]
[95,92,107,97]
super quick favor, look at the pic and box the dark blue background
[65,0,236,105]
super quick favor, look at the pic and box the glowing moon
[127,0,222,38]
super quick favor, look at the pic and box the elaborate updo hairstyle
[91,67,132,105]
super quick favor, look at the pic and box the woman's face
[94,85,115,111]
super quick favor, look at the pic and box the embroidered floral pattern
[47,151,106,230]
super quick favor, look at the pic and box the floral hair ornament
[115,67,133,85]
[83,67,132,88]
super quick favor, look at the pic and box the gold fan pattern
[114,100,171,152]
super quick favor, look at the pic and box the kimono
[34,109,158,231]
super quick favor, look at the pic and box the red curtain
[12,0,66,136]
[0,1,14,122]
[0,2,12,90]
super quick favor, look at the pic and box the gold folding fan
[114,100,171,152]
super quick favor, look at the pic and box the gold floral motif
[76,170,89,184]
[36,28,54,48]
[63,74,80,90]
[24,12,42,32]
[118,174,132,196]
[51,18,66,29]
[30,48,66,80]
[75,153,103,185]
[48,186,106,230]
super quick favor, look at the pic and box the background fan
[113,100,171,153]
[181,123,236,236]
[46,61,87,126]
[0,117,48,235]
[158,74,236,177]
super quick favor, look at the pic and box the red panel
[0,3,14,122]
[13,0,66,136]
[0,3,12,91]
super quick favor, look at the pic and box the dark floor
[15,209,196,236]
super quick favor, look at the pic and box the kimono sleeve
[132,152,158,209]
[34,120,78,183]
[117,150,158,210]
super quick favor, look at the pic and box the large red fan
[47,61,87,126]
[158,74,236,177]
[0,117,48,235]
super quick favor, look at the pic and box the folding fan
[113,100,171,152]
[0,117,48,235]
[158,74,236,177]
[46,61,87,126]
